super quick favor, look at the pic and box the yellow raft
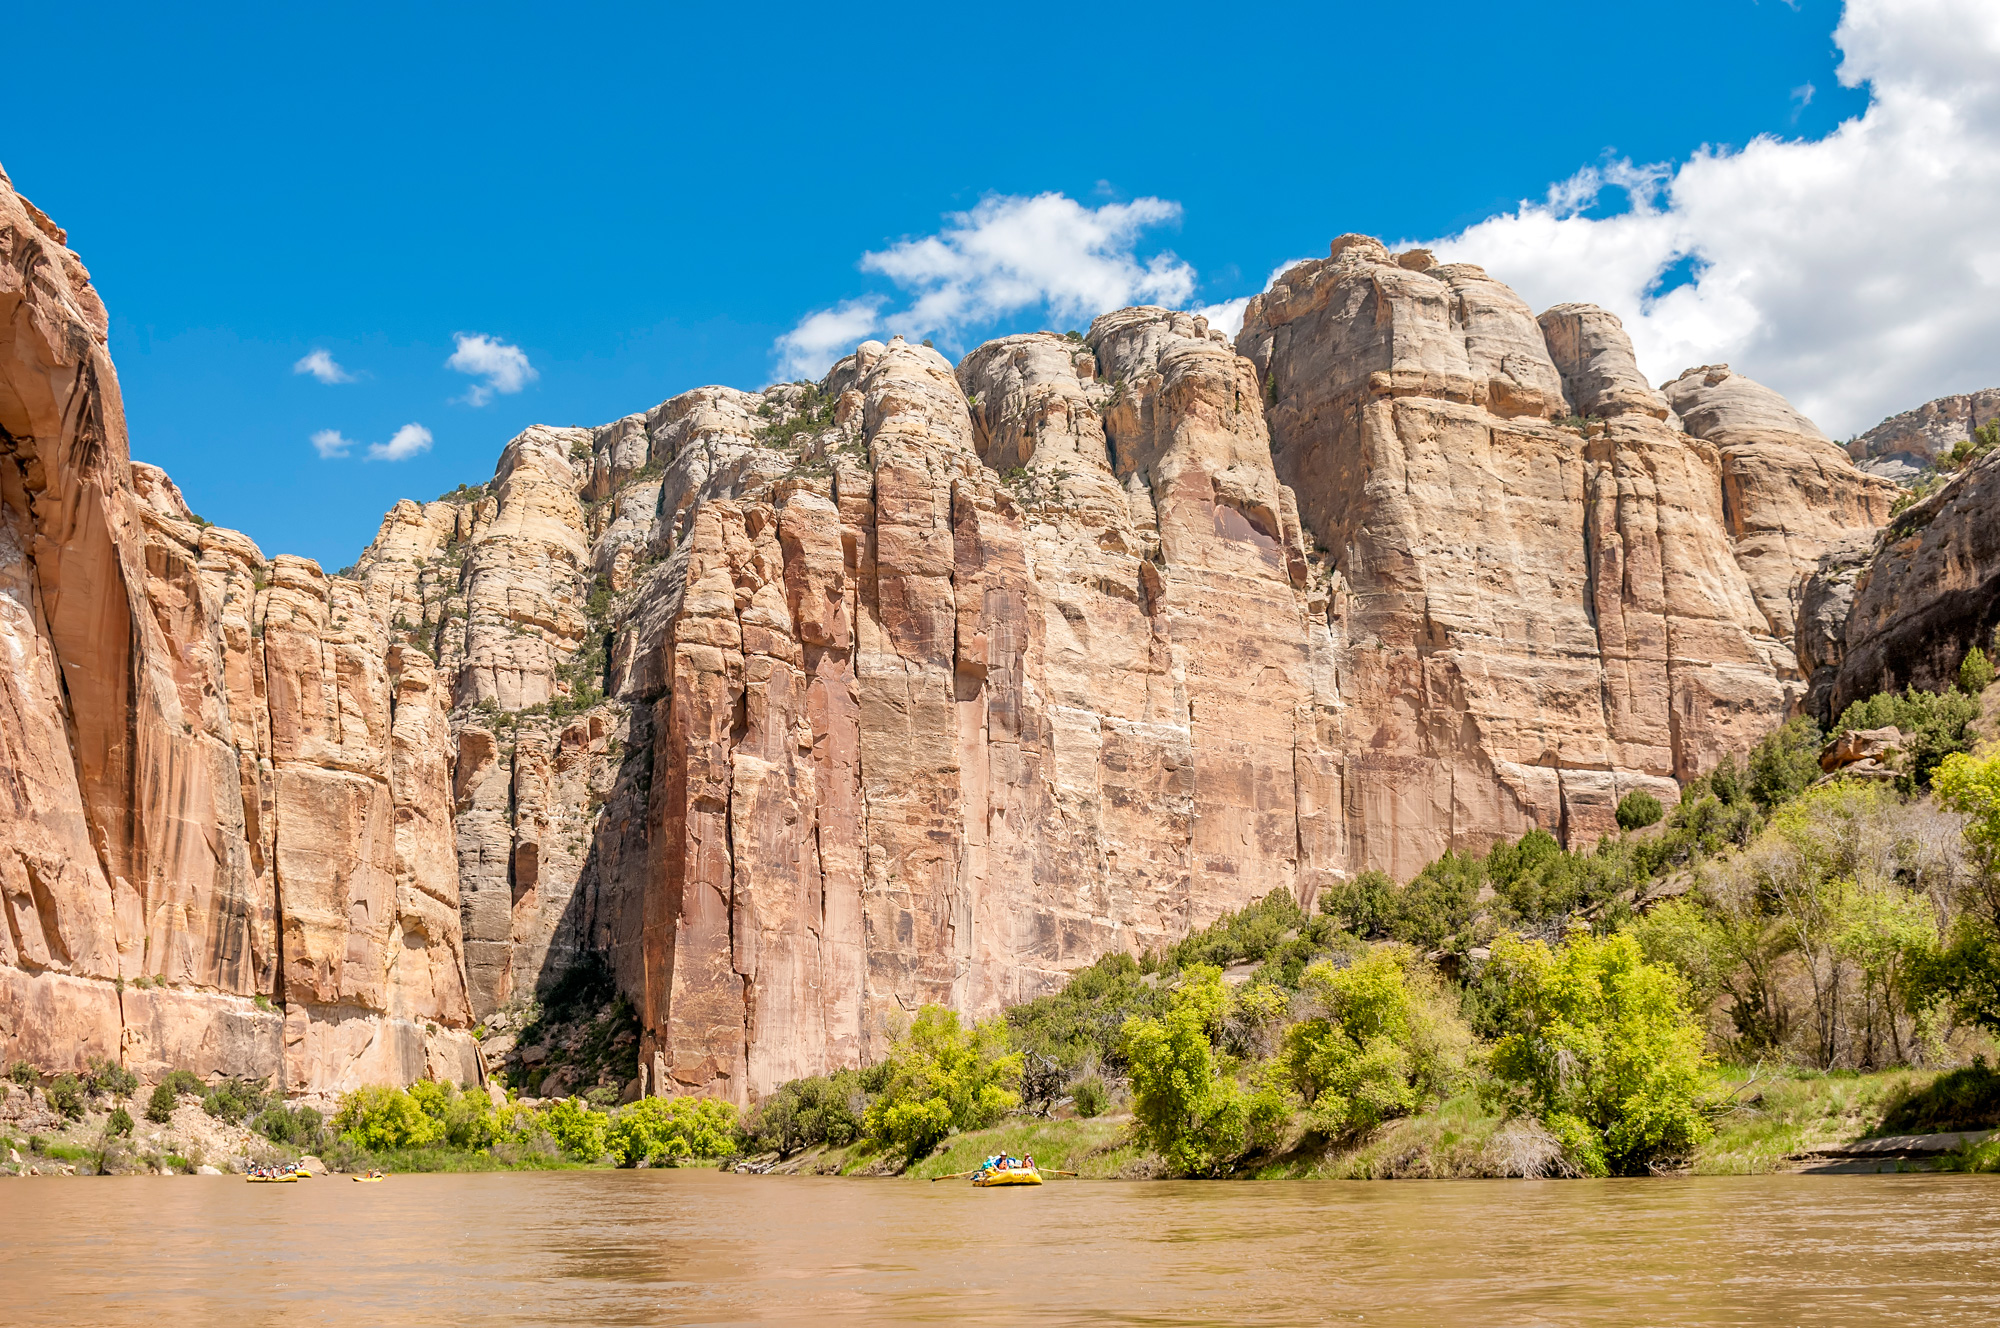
[971,1166,1042,1187]
[352,1172,386,1183]
[245,1173,299,1184]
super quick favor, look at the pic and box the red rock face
[1,165,1903,1109]
[0,167,476,1089]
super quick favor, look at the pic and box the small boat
[352,1171,387,1183]
[245,1172,299,1184]
[971,1165,1042,1187]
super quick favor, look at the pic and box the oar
[1041,1169,1078,1177]
[929,1169,979,1182]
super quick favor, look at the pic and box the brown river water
[5,1171,1999,1326]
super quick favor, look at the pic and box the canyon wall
[0,166,478,1088]
[1,174,1905,1102]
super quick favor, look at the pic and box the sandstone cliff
[2,171,1904,1105]
[0,166,478,1089]
[1849,387,2000,482]
[1801,449,2000,720]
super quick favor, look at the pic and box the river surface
[5,1170,1999,1325]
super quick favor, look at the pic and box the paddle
[1042,1169,1078,1177]
[929,1170,979,1182]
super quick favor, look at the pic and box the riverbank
[10,1060,1993,1180]
[726,1063,2000,1182]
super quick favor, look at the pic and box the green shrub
[1320,870,1399,939]
[333,1085,445,1150]
[1278,948,1470,1137]
[106,1106,134,1137]
[1878,1057,2000,1134]
[8,1062,35,1087]
[1122,966,1289,1176]
[47,1074,85,1120]
[1616,791,1665,832]
[541,1097,611,1160]
[1903,915,2000,1038]
[1485,829,1618,924]
[864,1006,1022,1159]
[1962,647,1996,696]
[257,1104,326,1148]
[160,1069,202,1096]
[1747,716,1824,810]
[85,1058,138,1099]
[1487,928,1713,1176]
[1070,1075,1109,1119]
[202,1078,269,1124]
[607,1096,737,1165]
[1170,888,1310,969]
[738,1069,866,1154]
[1834,685,1979,790]
[145,1082,179,1124]
[409,1080,501,1149]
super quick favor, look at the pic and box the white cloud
[772,192,1198,379]
[773,298,885,381]
[1194,296,1252,338]
[446,333,537,406]
[1424,0,2000,439]
[1196,257,1317,338]
[294,349,354,384]
[369,423,433,461]
[315,424,432,461]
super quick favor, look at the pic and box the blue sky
[0,1,1904,567]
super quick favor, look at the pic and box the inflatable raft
[971,1166,1042,1187]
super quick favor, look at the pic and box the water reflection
[4,1170,1997,1326]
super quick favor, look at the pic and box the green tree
[1616,791,1664,831]
[1278,948,1469,1137]
[145,1082,179,1124]
[863,1006,1022,1158]
[738,1069,868,1154]
[1487,928,1714,1175]
[47,1074,85,1120]
[1122,966,1289,1176]
[1905,918,2000,1039]
[333,1085,445,1150]
[1319,870,1398,938]
[541,1097,611,1160]
[1935,748,2000,883]
[1747,716,1825,810]
[1391,852,1483,949]
[608,1096,737,1165]
[1961,646,1995,696]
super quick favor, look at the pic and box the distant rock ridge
[1849,387,2000,482]
[0,169,1903,1104]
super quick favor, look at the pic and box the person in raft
[1023,1155,1035,1171]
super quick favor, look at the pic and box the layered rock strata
[0,166,477,1087]
[1236,241,1890,878]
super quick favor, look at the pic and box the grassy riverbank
[736,1061,1997,1183]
